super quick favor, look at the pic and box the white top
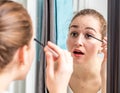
[67,86,101,93]
[67,86,73,93]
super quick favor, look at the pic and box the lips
[73,49,84,57]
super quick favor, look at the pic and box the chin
[20,76,26,80]
[73,59,84,64]
[18,76,26,80]
[16,74,27,80]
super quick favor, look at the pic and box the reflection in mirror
[66,0,107,93]
[35,0,108,93]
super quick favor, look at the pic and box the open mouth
[73,49,84,55]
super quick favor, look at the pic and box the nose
[74,35,84,46]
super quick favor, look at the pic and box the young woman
[0,1,73,93]
[66,9,107,93]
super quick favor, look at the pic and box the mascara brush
[88,34,103,42]
[34,38,45,47]
[34,38,58,57]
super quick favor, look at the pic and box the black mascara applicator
[87,34,103,42]
[34,38,58,57]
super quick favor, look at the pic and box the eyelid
[87,34,94,37]
[70,31,78,35]
[70,31,78,33]
[69,31,79,37]
[85,28,97,33]
[85,34,103,42]
[86,33,95,37]
[85,29,95,34]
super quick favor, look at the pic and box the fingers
[47,41,63,56]
[64,50,73,64]
[64,50,73,73]
[102,37,107,46]
[44,41,73,93]
[101,37,107,62]
[44,46,59,58]
[101,37,107,80]
[56,50,73,73]
[44,41,73,74]
[102,37,107,51]
[45,51,54,78]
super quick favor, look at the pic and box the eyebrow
[70,25,97,33]
[69,25,79,28]
[85,27,97,33]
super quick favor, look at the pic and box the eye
[85,33,93,39]
[70,31,79,38]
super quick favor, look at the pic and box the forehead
[70,15,101,32]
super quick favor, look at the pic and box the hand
[44,41,73,93]
[100,37,107,93]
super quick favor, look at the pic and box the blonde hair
[0,1,33,70]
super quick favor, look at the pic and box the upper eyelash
[86,34,103,42]
[86,33,94,37]
[70,31,78,35]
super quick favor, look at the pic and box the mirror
[66,0,108,93]
[36,0,108,93]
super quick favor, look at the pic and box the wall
[73,0,108,20]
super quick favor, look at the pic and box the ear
[18,45,29,70]
[98,43,103,54]
[99,36,107,54]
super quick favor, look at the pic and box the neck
[0,72,13,92]
[73,57,101,79]
[69,58,102,93]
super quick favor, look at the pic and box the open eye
[85,33,93,39]
[85,33,103,42]
[70,31,79,38]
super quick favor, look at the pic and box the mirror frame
[107,0,120,93]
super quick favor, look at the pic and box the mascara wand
[34,38,58,57]
[88,34,103,42]
[34,38,45,47]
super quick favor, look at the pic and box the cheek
[66,38,73,51]
[86,42,100,54]
[30,47,35,64]
[28,45,35,66]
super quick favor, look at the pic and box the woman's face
[66,15,102,64]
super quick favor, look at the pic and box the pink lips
[73,49,84,57]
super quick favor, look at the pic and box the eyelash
[70,32,94,39]
[85,33,94,39]
[70,32,79,38]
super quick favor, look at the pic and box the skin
[0,1,73,93]
[0,37,34,92]
[0,36,73,93]
[44,41,73,93]
[66,15,107,93]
